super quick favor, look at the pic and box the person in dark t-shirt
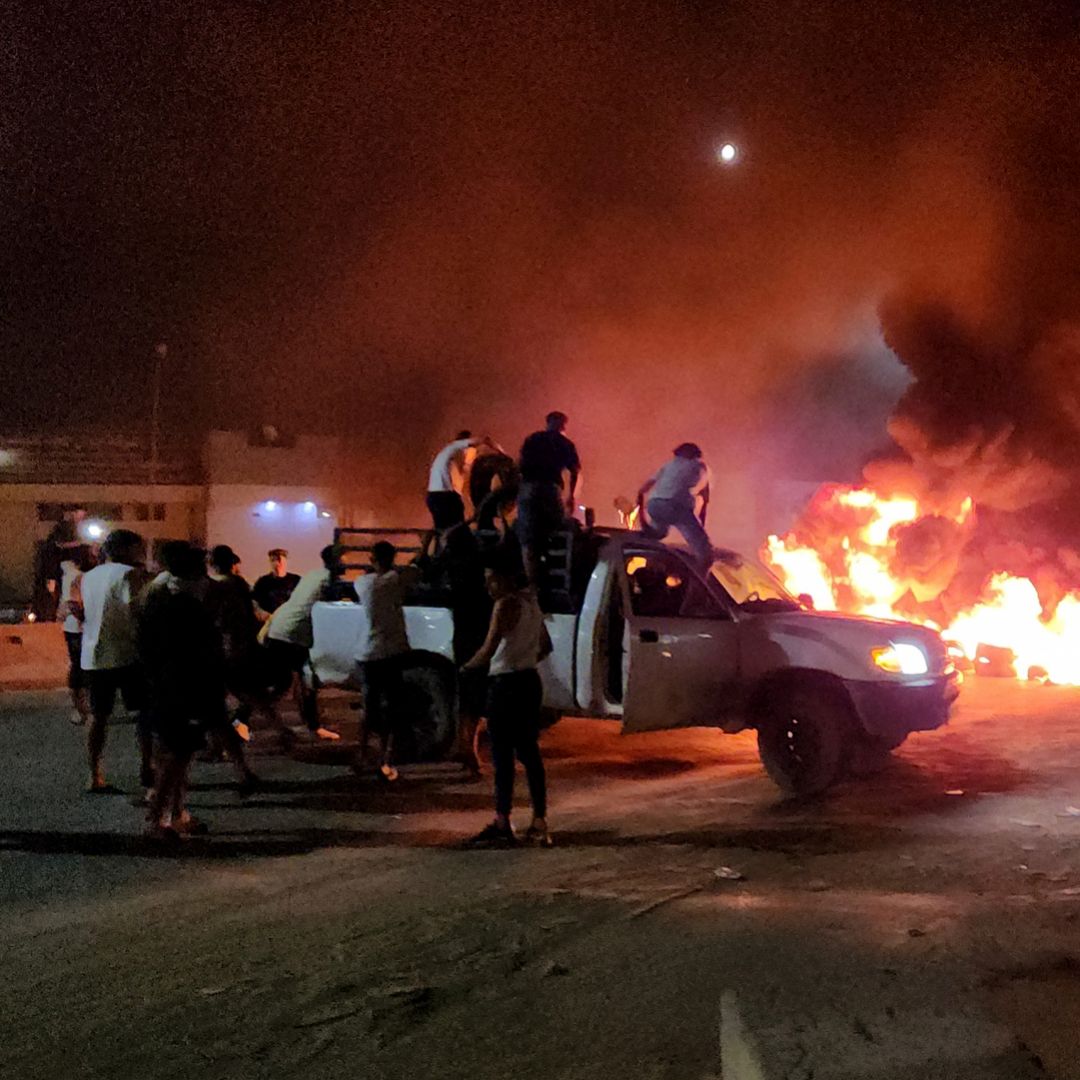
[252,548,301,622]
[517,411,581,586]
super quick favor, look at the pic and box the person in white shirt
[353,541,420,781]
[58,546,95,726]
[264,544,340,741]
[79,529,151,793]
[637,442,714,568]
[426,430,482,532]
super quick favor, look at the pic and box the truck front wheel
[757,684,848,795]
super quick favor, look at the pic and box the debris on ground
[714,866,746,881]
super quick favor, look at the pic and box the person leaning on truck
[637,442,713,568]
[264,545,341,741]
[516,411,581,586]
[353,541,421,782]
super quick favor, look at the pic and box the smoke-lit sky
[5,1,1079,518]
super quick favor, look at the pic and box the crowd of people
[50,410,713,848]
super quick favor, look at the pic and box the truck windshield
[709,550,803,611]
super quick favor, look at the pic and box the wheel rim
[775,710,820,777]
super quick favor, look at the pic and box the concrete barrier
[0,622,68,690]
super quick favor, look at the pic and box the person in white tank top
[462,561,553,847]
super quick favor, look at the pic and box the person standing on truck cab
[517,411,581,588]
[427,431,482,534]
[637,443,713,568]
[353,541,420,782]
[462,559,553,847]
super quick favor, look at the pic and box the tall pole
[151,342,167,485]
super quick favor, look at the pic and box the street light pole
[150,342,167,485]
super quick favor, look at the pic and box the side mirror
[798,593,815,610]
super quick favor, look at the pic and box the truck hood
[739,608,948,681]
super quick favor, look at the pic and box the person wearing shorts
[79,529,151,793]
[139,541,226,838]
[265,545,341,741]
[58,547,94,725]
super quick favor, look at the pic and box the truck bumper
[843,670,960,747]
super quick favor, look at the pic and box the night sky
[5,1,1080,515]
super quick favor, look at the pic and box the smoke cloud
[6,2,1080,534]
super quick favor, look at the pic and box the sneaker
[313,726,341,741]
[377,763,400,783]
[465,822,518,848]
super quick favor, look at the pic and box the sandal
[524,824,554,848]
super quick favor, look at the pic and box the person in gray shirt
[637,443,713,567]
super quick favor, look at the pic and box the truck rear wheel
[389,657,458,763]
[757,684,848,795]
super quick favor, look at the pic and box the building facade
[0,430,343,613]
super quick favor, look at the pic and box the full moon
[717,142,738,164]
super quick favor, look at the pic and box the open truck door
[619,547,739,732]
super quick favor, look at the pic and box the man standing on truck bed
[427,431,482,534]
[517,411,581,587]
[637,442,713,567]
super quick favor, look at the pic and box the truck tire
[757,683,848,795]
[390,656,458,763]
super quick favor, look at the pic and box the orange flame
[764,485,1080,684]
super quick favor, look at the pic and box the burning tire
[388,655,458,763]
[756,682,848,795]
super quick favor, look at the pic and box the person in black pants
[461,560,553,847]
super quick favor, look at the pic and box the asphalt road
[2,681,1080,1079]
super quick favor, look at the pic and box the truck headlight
[871,643,928,676]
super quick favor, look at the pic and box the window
[625,551,726,620]
[133,503,150,522]
[152,503,166,521]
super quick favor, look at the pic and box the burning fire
[765,485,1080,684]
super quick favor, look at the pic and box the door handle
[639,629,659,643]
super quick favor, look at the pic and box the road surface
[2,680,1080,1079]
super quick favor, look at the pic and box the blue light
[264,500,278,511]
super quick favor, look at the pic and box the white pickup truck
[310,529,959,794]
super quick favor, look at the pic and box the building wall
[205,485,339,579]
[0,484,206,603]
